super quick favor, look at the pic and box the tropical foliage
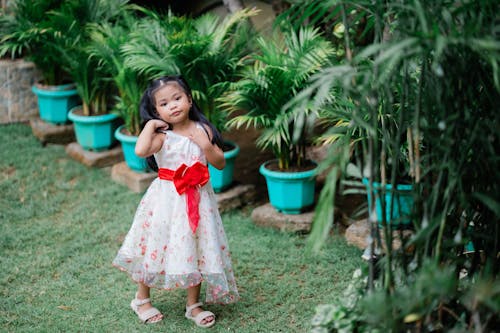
[121,8,257,133]
[284,0,500,331]
[55,0,131,116]
[220,26,335,170]
[86,7,147,134]
[0,0,76,85]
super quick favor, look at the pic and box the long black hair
[139,75,224,171]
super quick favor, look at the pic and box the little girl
[113,75,239,328]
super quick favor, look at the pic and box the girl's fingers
[155,126,169,134]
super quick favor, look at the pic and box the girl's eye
[175,96,181,101]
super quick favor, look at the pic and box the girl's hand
[135,119,169,157]
[188,126,211,150]
[147,119,170,133]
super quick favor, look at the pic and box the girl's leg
[187,284,214,325]
[135,282,163,322]
[137,282,151,299]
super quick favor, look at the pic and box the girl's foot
[185,302,215,328]
[191,304,215,325]
[130,294,163,324]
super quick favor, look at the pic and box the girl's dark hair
[139,75,224,171]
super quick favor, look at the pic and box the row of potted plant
[1,0,348,215]
[1,1,250,188]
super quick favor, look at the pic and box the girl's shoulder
[197,122,212,140]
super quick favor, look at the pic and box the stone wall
[0,59,41,124]
[2,0,12,12]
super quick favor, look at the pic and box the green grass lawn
[0,123,363,333]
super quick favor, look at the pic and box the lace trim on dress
[112,259,239,304]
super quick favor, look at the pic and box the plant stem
[341,4,352,62]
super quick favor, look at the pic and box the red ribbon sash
[158,162,209,233]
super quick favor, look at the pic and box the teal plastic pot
[68,107,119,151]
[32,83,80,124]
[362,178,413,227]
[259,160,317,214]
[114,125,149,172]
[208,141,240,193]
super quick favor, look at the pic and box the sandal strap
[138,307,162,323]
[194,310,215,322]
[185,304,216,328]
[186,302,203,314]
[134,297,151,306]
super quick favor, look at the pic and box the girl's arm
[135,120,169,157]
[190,125,226,170]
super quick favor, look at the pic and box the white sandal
[185,302,216,328]
[130,293,163,324]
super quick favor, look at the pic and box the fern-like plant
[220,26,335,170]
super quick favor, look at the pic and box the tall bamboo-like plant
[220,26,335,170]
[287,0,499,331]
[121,8,257,133]
[274,0,375,56]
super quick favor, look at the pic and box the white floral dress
[113,124,239,304]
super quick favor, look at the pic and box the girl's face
[153,82,192,124]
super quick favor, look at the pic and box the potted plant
[58,0,130,151]
[0,0,80,124]
[361,123,417,229]
[64,45,119,152]
[319,100,416,229]
[304,80,416,228]
[87,13,150,171]
[220,26,335,213]
[122,8,257,190]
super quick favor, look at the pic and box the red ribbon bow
[158,162,209,233]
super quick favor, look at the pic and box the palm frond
[193,12,220,37]
[220,26,335,169]
[0,0,77,84]
[121,18,179,79]
[88,14,145,134]
[209,7,259,53]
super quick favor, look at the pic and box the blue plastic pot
[208,141,240,193]
[362,178,413,227]
[114,125,150,172]
[32,83,80,124]
[259,160,317,214]
[68,107,119,151]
